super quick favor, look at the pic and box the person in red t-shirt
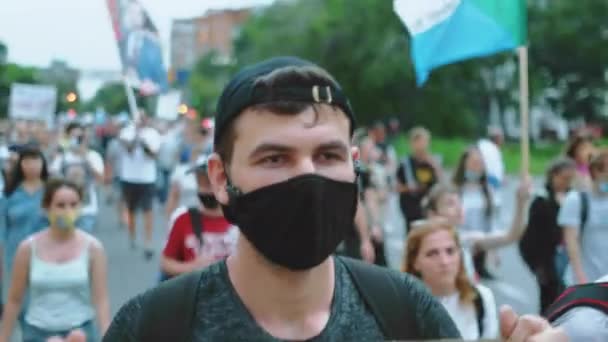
[160,154,238,279]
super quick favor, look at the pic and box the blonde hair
[422,183,459,216]
[409,126,430,141]
[590,148,608,179]
[402,218,477,304]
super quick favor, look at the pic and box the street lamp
[66,92,77,103]
[178,104,188,114]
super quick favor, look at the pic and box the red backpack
[545,282,608,322]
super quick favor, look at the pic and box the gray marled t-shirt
[104,257,459,341]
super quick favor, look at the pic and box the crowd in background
[0,112,605,340]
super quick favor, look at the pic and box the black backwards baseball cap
[214,56,356,148]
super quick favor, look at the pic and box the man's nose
[293,157,317,176]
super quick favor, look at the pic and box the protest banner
[9,83,57,120]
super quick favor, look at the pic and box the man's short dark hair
[215,65,347,165]
[65,122,83,135]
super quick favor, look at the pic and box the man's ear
[351,146,360,163]
[207,153,229,205]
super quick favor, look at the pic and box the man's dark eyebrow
[249,143,294,159]
[249,140,349,160]
[315,140,350,154]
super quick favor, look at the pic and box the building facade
[170,9,251,75]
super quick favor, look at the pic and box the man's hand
[500,305,569,342]
[359,238,375,264]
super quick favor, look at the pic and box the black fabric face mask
[222,173,358,271]
[198,192,219,209]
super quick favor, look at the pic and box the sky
[0,0,273,71]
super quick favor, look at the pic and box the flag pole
[518,46,530,174]
[123,76,140,123]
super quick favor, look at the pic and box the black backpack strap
[188,207,203,245]
[546,282,608,322]
[473,287,485,337]
[579,191,589,239]
[139,270,204,341]
[340,257,418,340]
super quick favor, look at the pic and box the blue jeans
[22,320,98,342]
[156,168,171,204]
[554,246,569,280]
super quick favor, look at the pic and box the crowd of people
[0,56,604,341]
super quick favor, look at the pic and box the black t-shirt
[396,156,437,216]
[104,258,460,341]
[358,165,374,201]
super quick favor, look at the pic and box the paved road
[98,178,541,320]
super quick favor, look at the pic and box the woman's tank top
[25,236,95,331]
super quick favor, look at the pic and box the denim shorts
[22,320,98,342]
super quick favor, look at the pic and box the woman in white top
[402,218,498,340]
[559,149,608,285]
[452,146,502,279]
[0,179,110,342]
[422,178,531,281]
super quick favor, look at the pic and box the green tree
[188,51,233,117]
[528,0,608,122]
[0,41,7,64]
[232,0,494,136]
[188,0,608,137]
[83,82,129,115]
[0,62,38,118]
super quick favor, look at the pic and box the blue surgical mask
[465,170,481,182]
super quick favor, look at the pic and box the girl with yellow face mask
[0,179,110,342]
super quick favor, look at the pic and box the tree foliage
[188,0,608,136]
[0,62,37,118]
[188,51,234,117]
[82,82,129,115]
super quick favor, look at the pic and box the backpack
[520,191,589,269]
[473,287,485,337]
[578,191,589,240]
[138,257,428,341]
[159,208,203,282]
[545,282,608,323]
[187,207,203,245]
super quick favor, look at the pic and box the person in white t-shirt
[403,218,499,340]
[559,149,608,285]
[422,179,531,282]
[478,126,505,192]
[118,113,161,260]
[50,122,104,232]
[164,118,215,219]
[155,120,180,205]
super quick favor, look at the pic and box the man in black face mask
[159,153,238,281]
[104,57,566,342]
